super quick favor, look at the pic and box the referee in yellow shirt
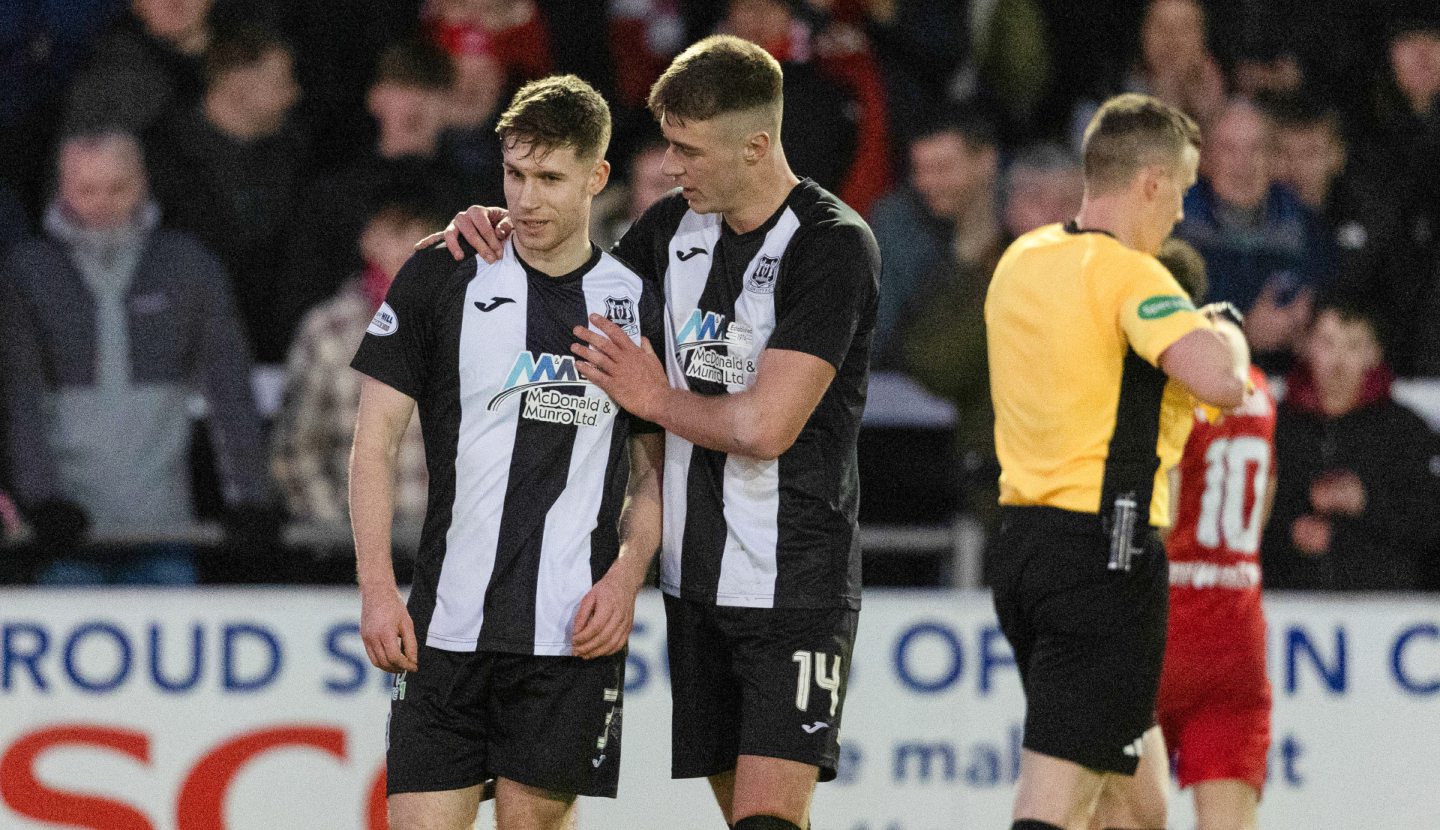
[987,94,1249,830]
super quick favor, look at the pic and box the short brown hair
[1081,94,1201,192]
[372,38,455,91]
[647,35,783,123]
[496,75,611,161]
[1156,237,1208,301]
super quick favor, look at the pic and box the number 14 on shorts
[792,651,842,718]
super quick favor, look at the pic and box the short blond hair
[1082,94,1201,193]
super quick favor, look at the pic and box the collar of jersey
[512,242,602,285]
[1062,220,1118,240]
[720,177,813,241]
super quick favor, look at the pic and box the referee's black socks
[734,817,802,830]
[1011,822,1064,830]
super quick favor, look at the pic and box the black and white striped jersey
[351,241,662,655]
[615,179,880,609]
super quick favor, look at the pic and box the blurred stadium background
[2,0,1439,827]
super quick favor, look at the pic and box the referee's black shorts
[989,505,1168,775]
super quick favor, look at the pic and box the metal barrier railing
[4,519,986,587]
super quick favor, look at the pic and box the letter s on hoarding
[1,725,381,829]
[0,725,154,829]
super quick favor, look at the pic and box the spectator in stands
[1262,300,1440,591]
[435,52,507,221]
[846,0,964,149]
[794,0,897,214]
[1070,0,1226,147]
[283,39,472,350]
[61,0,215,136]
[1175,98,1332,367]
[432,18,512,134]
[0,130,272,584]
[900,143,1086,518]
[1341,13,1440,377]
[870,111,1001,367]
[1269,97,1356,221]
[1001,142,1083,238]
[145,24,307,363]
[1264,96,1420,365]
[717,0,868,199]
[1368,10,1440,148]
[272,202,440,527]
[900,260,996,539]
[949,0,1053,145]
[590,135,673,250]
[426,0,553,88]
[1,0,126,209]
[607,0,686,112]
[1226,38,1307,101]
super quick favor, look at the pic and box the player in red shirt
[1090,240,1274,830]
[1157,363,1275,828]
[1092,363,1275,830]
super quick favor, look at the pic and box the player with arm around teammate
[424,35,881,830]
[349,75,665,830]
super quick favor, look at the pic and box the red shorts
[1159,593,1270,793]
[1158,621,1270,794]
[1158,699,1269,792]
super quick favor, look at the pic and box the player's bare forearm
[572,433,663,659]
[613,432,664,587]
[349,377,415,592]
[573,315,834,461]
[646,384,780,459]
[1160,327,1246,409]
[350,448,397,591]
[350,377,421,672]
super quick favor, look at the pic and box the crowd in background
[1,0,1439,590]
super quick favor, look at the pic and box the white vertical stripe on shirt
[715,208,798,606]
[428,251,529,650]
[530,257,641,653]
[660,212,723,595]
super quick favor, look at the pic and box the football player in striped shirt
[350,75,664,830]
[425,36,881,830]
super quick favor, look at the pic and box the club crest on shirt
[604,295,639,336]
[746,255,779,294]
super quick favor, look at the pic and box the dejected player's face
[502,139,608,258]
[658,114,748,216]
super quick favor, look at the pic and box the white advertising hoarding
[1,588,1436,828]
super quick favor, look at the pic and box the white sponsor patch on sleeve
[367,301,399,336]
